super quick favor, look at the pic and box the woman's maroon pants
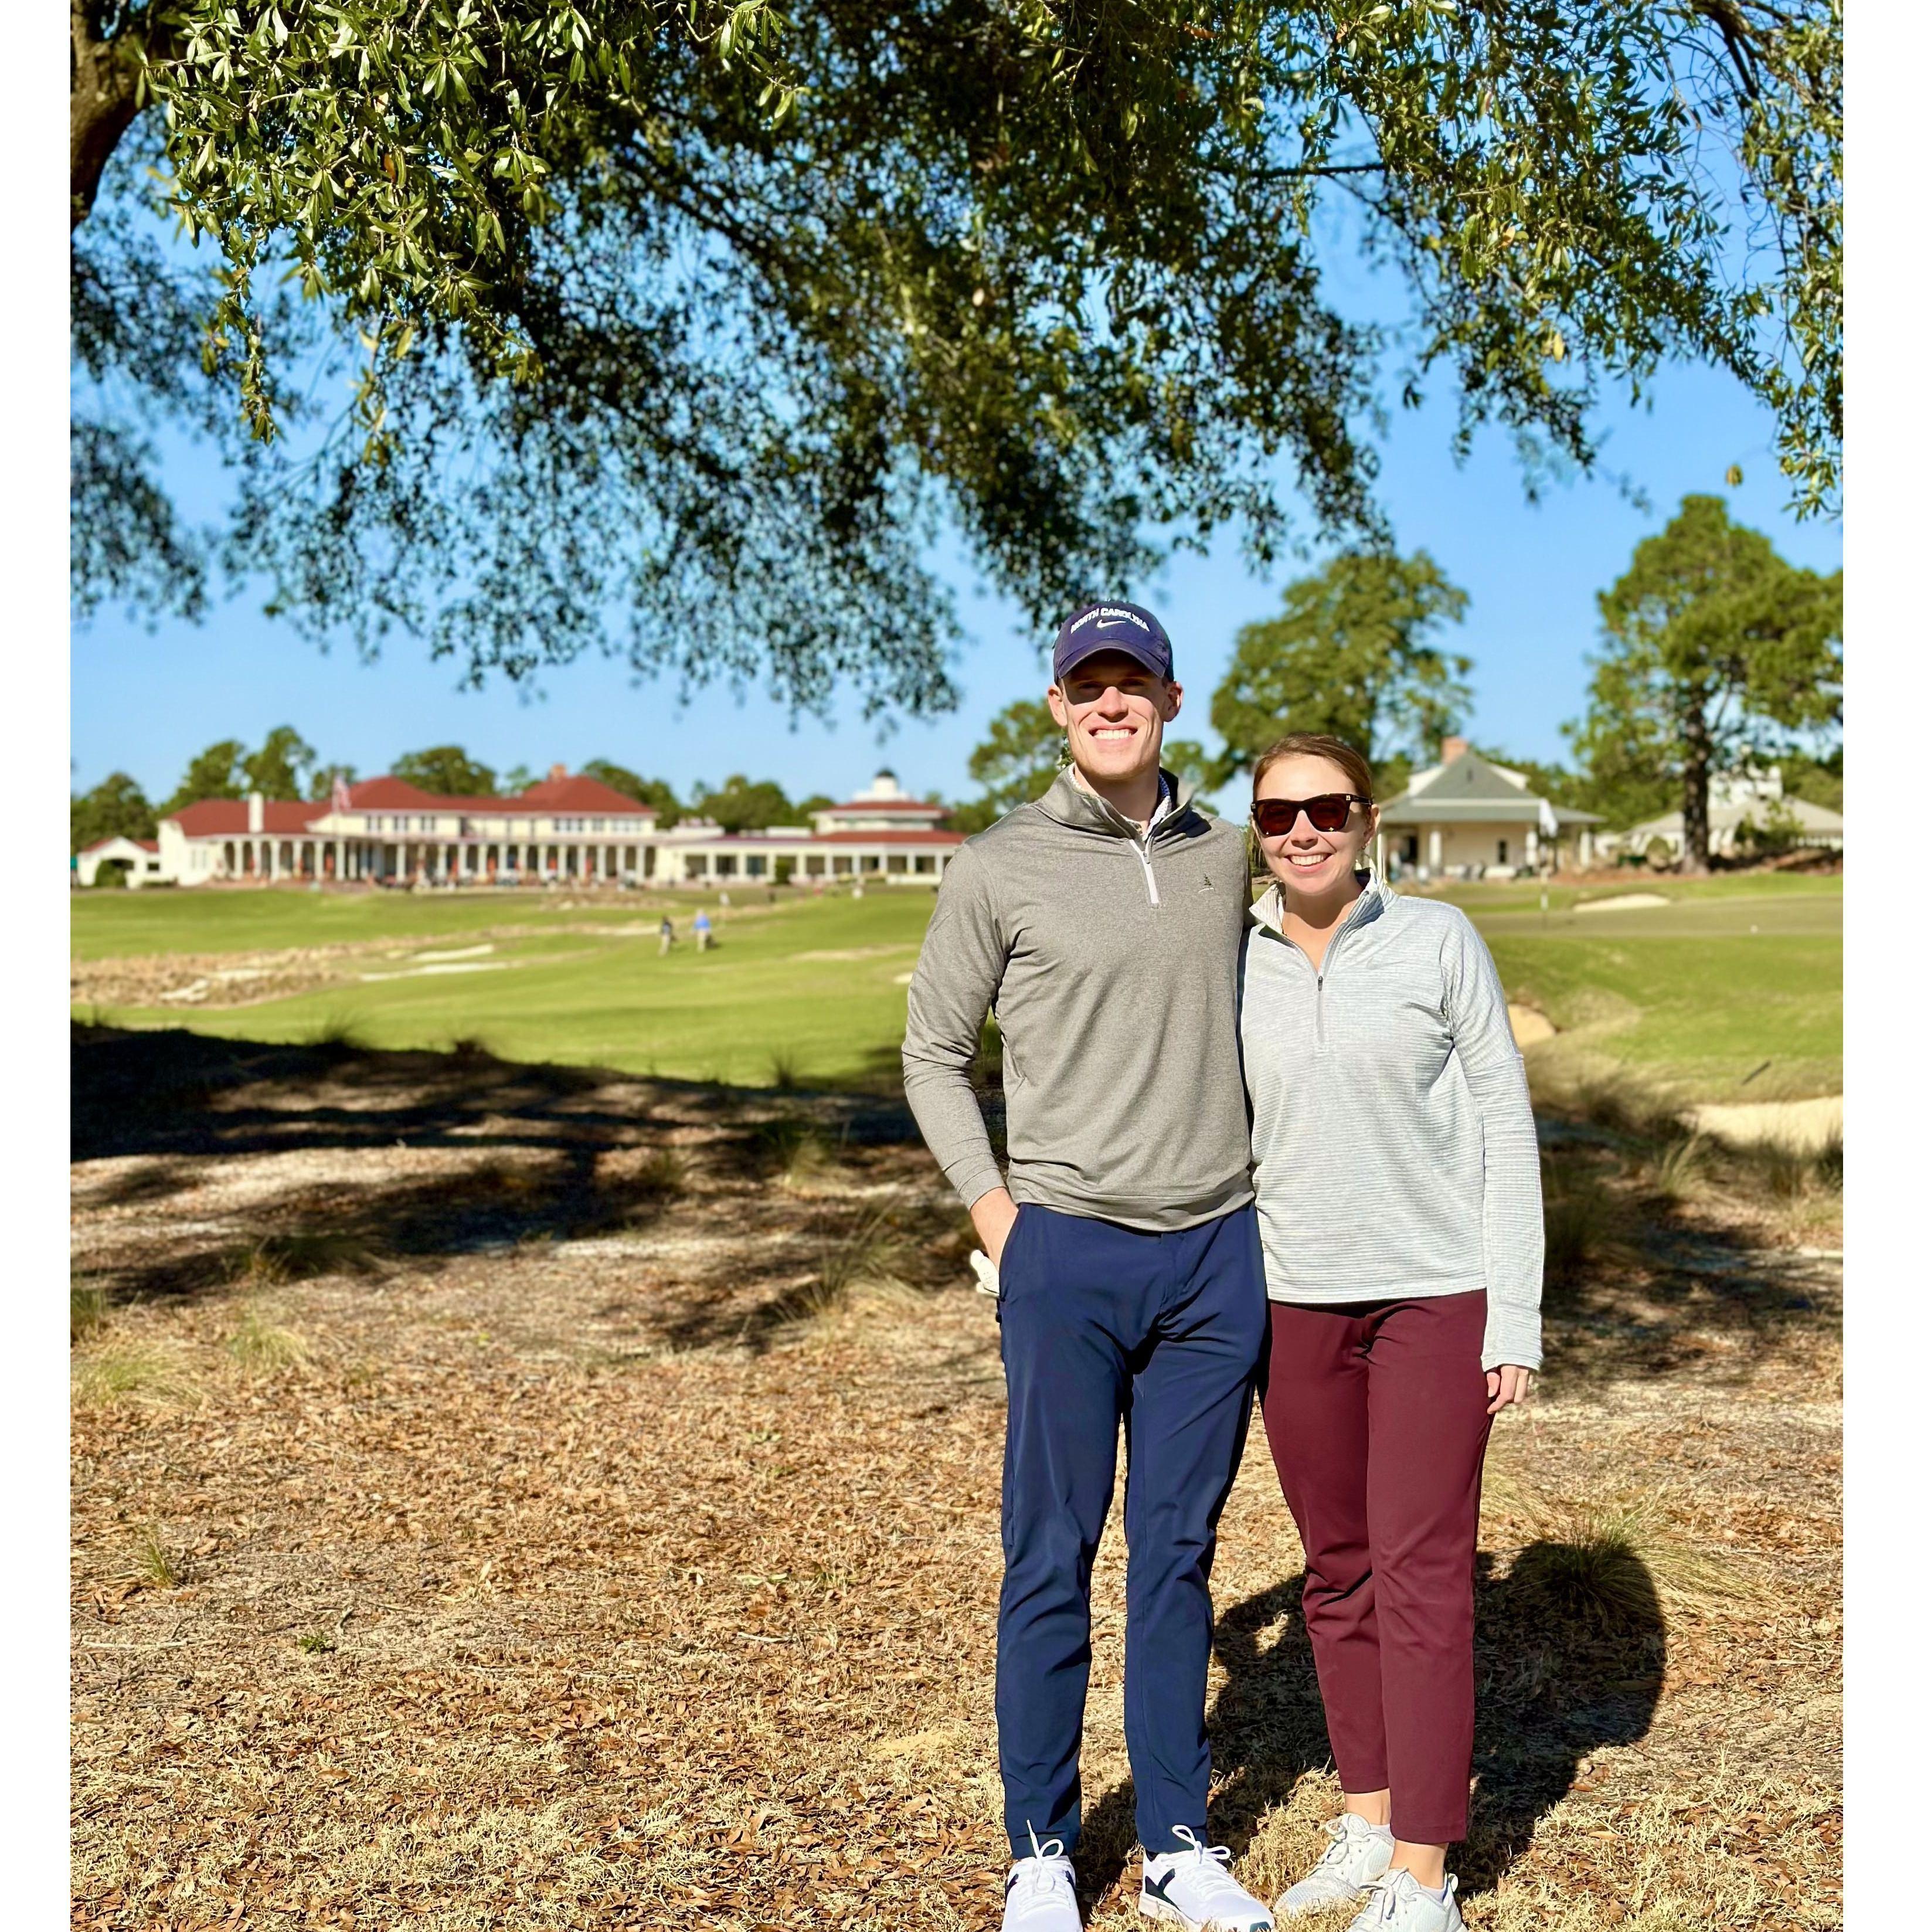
[1258,1292,1493,1845]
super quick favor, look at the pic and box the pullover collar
[1038,765,1197,841]
[1250,871,1391,939]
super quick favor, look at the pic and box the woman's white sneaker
[1140,1825,1274,1931]
[1345,1869,1464,1932]
[1273,1813,1396,1917]
[1003,1828,1080,1932]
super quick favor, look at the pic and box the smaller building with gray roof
[1376,738,1602,881]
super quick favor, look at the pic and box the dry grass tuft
[1536,1061,1684,1143]
[71,1279,111,1344]
[1490,1473,1760,1625]
[1643,1134,1711,1206]
[72,1339,202,1408]
[226,1301,312,1374]
[132,1526,182,1590]
[1541,1159,1630,1292]
[747,1112,849,1196]
[220,1230,386,1290]
[305,1009,368,1053]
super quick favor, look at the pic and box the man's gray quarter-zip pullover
[1239,877,1545,1370]
[902,767,1253,1231]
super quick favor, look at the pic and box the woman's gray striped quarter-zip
[1238,877,1544,1370]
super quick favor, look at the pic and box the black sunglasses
[1250,793,1369,837]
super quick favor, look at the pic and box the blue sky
[72,346,1840,812]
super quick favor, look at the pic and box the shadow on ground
[1074,1548,1664,1906]
[71,1023,967,1347]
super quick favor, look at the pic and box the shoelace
[1362,1872,1458,1921]
[1017,1825,1070,1903]
[1168,1824,1249,1901]
[1313,1815,1355,1871]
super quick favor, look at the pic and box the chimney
[247,791,264,833]
[548,763,569,783]
[1440,736,1470,765]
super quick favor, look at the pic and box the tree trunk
[1679,706,1713,875]
[72,2,149,229]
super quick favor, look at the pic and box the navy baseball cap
[1052,600,1174,685]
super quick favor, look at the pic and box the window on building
[805,855,826,877]
[1497,838,1509,864]
[886,854,909,874]
[746,855,767,878]
[914,854,935,874]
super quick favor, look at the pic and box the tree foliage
[1210,551,1471,787]
[307,760,360,800]
[72,772,159,854]
[242,725,319,799]
[966,700,1065,817]
[1565,494,1841,868]
[692,773,796,831]
[581,759,684,823]
[161,738,248,814]
[72,0,1839,716]
[390,744,499,794]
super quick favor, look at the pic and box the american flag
[332,775,352,814]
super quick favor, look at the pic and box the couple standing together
[902,602,1543,1932]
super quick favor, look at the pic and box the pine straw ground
[71,1025,1841,1932]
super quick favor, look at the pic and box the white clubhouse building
[95,768,964,889]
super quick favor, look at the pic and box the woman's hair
[1249,732,1376,803]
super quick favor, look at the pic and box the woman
[1239,733,1542,1932]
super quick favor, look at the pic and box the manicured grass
[78,886,939,1090]
[73,874,1841,1099]
[1451,879,1841,1099]
[68,883,674,960]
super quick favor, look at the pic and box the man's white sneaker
[1140,1825,1274,1931]
[1345,1869,1464,1932]
[1003,1827,1080,1932]
[1273,1813,1396,1918]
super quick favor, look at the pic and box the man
[693,907,713,952]
[903,602,1272,1932]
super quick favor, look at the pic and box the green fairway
[73,872,1840,1099]
[68,883,637,960]
[74,885,939,1089]
[1444,875,1842,1099]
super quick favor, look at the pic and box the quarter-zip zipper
[1134,830,1161,906]
[1263,884,1379,1048]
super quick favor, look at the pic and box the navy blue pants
[995,1201,1267,1858]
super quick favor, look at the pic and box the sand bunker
[1688,1094,1842,1152]
[1574,892,1671,914]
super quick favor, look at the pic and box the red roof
[506,773,655,814]
[165,799,325,835]
[344,773,652,816]
[162,771,658,833]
